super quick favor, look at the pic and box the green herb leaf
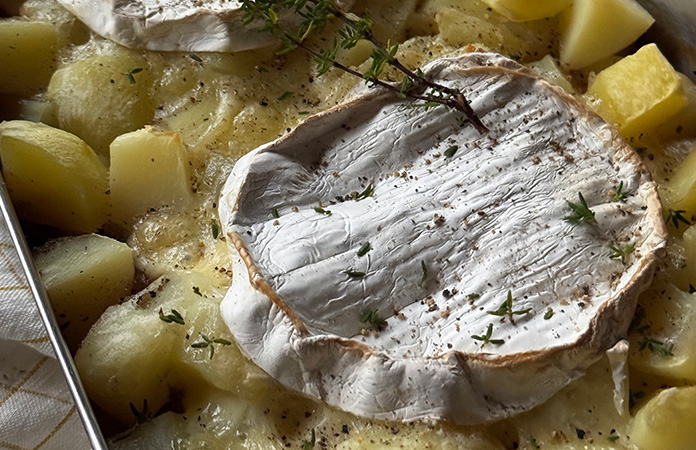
[344,270,366,279]
[666,209,691,229]
[360,309,387,331]
[351,183,375,201]
[544,308,554,320]
[272,207,280,218]
[639,337,674,357]
[488,290,532,325]
[444,145,458,158]
[192,335,231,360]
[129,399,149,425]
[418,260,428,287]
[314,206,332,215]
[357,241,371,257]
[211,221,220,239]
[189,54,202,62]
[608,242,636,264]
[611,181,628,202]
[471,324,505,346]
[278,91,293,101]
[608,435,619,442]
[125,67,143,84]
[564,192,597,225]
[159,308,185,325]
[303,429,316,450]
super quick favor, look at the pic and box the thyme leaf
[360,308,387,331]
[488,290,531,325]
[129,399,149,425]
[314,206,332,215]
[666,209,690,229]
[543,308,554,320]
[351,183,375,201]
[303,429,316,450]
[211,221,220,239]
[418,260,427,287]
[564,192,597,225]
[471,323,504,346]
[639,337,674,357]
[444,145,458,158]
[124,67,143,84]
[344,269,366,279]
[159,308,185,325]
[611,181,628,202]
[191,334,232,360]
[357,241,371,257]
[608,242,636,264]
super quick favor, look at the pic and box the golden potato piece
[559,0,654,69]
[0,120,108,233]
[481,0,571,22]
[0,19,60,96]
[587,43,686,140]
[34,233,134,353]
[631,386,696,450]
[660,144,696,217]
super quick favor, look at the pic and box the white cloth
[0,223,91,449]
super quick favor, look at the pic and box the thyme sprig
[351,183,375,201]
[488,290,531,325]
[124,67,143,84]
[611,181,628,202]
[191,334,233,360]
[360,308,387,331]
[239,0,487,133]
[608,242,636,264]
[129,399,150,425]
[158,308,185,325]
[564,192,597,225]
[471,323,505,346]
[666,208,690,229]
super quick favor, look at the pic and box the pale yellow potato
[586,44,687,140]
[481,0,571,22]
[34,234,134,353]
[109,127,193,228]
[0,19,60,96]
[0,120,109,233]
[655,74,696,139]
[527,54,575,94]
[75,277,178,424]
[436,7,527,54]
[660,143,696,217]
[559,0,654,69]
[631,386,696,450]
[46,44,156,159]
[627,280,696,382]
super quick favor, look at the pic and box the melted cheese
[219,53,666,424]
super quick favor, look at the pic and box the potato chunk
[481,0,571,22]
[660,144,696,217]
[527,54,575,93]
[0,120,109,233]
[0,19,60,96]
[46,46,156,158]
[34,234,134,353]
[109,127,193,228]
[586,44,686,140]
[628,280,696,382]
[559,0,654,69]
[631,386,696,450]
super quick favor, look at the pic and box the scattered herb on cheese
[188,54,203,62]
[471,324,504,346]
[278,91,293,101]
[302,429,316,450]
[191,334,232,360]
[211,221,220,239]
[357,241,371,257]
[608,242,635,263]
[360,309,387,331]
[488,290,532,325]
[344,269,366,279]
[238,0,487,133]
[418,260,428,287]
[544,308,554,320]
[564,192,597,225]
[124,67,143,84]
[444,145,458,158]
[314,206,332,215]
[666,208,690,229]
[271,207,280,218]
[639,337,674,357]
[466,293,481,302]
[129,399,149,424]
[352,183,375,201]
[611,181,628,202]
[159,308,185,325]
[192,286,202,296]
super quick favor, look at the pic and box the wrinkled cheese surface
[55,0,352,52]
[219,53,666,424]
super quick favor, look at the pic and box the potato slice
[628,280,696,382]
[527,54,575,93]
[0,19,60,96]
[34,234,134,353]
[631,386,696,450]
[559,0,654,70]
[655,74,696,139]
[586,44,687,140]
[46,45,156,159]
[109,127,193,228]
[0,120,109,233]
[659,144,696,218]
[481,0,571,22]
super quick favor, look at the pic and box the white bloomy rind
[219,53,666,424]
[56,0,352,52]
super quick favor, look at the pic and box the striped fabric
[0,224,90,450]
